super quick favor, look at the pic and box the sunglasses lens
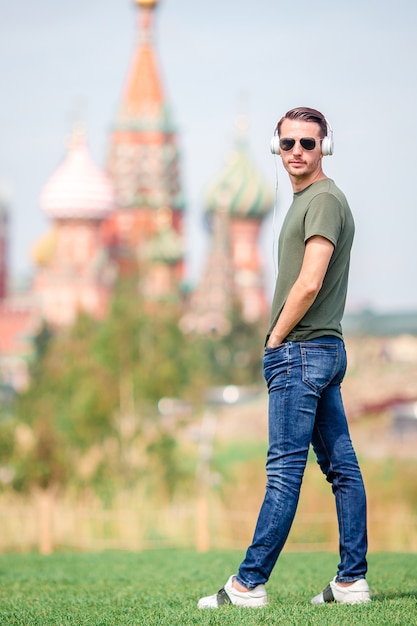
[300,138,316,150]
[279,138,295,151]
[278,138,317,151]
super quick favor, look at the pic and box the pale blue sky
[1,0,416,312]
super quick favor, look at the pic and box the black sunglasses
[279,137,321,151]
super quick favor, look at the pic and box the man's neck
[290,172,327,193]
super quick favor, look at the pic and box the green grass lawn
[0,550,416,625]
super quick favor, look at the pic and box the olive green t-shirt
[267,178,355,343]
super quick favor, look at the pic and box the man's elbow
[300,277,323,300]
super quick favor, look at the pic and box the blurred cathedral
[0,0,272,391]
[33,0,185,326]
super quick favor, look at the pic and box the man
[198,107,370,608]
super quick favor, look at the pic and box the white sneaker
[198,575,268,609]
[311,576,371,604]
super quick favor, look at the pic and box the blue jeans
[236,337,368,588]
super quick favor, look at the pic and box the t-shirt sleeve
[304,193,342,247]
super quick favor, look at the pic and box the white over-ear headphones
[270,117,334,156]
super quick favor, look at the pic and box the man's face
[279,119,323,183]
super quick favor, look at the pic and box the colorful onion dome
[205,116,273,220]
[31,230,57,267]
[144,208,183,264]
[40,126,116,220]
[136,0,158,6]
[145,227,183,265]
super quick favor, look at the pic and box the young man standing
[198,107,370,608]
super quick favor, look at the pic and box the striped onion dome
[144,208,183,264]
[145,227,183,265]
[40,126,115,220]
[205,117,273,220]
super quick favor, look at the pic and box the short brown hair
[277,107,327,138]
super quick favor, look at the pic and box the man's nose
[292,140,303,154]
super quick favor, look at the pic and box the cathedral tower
[33,126,116,326]
[185,117,273,333]
[106,0,185,293]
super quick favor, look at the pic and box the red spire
[106,0,185,294]
[121,0,163,121]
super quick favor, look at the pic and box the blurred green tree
[0,278,267,551]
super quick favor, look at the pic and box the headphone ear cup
[270,136,280,154]
[321,135,334,156]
